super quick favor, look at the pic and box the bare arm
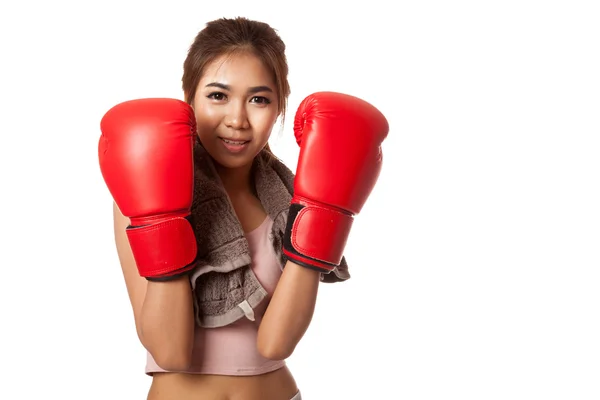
[113,202,195,370]
[257,260,320,360]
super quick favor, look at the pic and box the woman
[101,16,387,400]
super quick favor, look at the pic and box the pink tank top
[145,216,286,376]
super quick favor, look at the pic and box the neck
[215,162,254,196]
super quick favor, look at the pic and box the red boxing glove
[99,98,198,281]
[283,91,389,273]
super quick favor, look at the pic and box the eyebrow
[204,82,273,94]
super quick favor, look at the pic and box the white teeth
[222,138,247,145]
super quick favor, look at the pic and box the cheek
[194,106,220,135]
[249,109,278,140]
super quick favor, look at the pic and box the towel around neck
[188,142,350,328]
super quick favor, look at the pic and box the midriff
[147,365,298,400]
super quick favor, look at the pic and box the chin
[212,156,253,170]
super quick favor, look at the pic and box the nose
[224,101,250,130]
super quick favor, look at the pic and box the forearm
[257,261,320,360]
[139,276,195,369]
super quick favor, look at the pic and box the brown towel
[189,143,350,328]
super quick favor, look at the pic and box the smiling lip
[219,137,251,153]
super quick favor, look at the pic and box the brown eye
[208,92,227,101]
[251,96,271,104]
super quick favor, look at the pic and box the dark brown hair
[182,17,291,158]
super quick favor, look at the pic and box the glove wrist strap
[283,201,353,270]
[126,216,197,279]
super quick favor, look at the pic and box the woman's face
[192,51,279,169]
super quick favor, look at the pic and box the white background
[1,0,599,399]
